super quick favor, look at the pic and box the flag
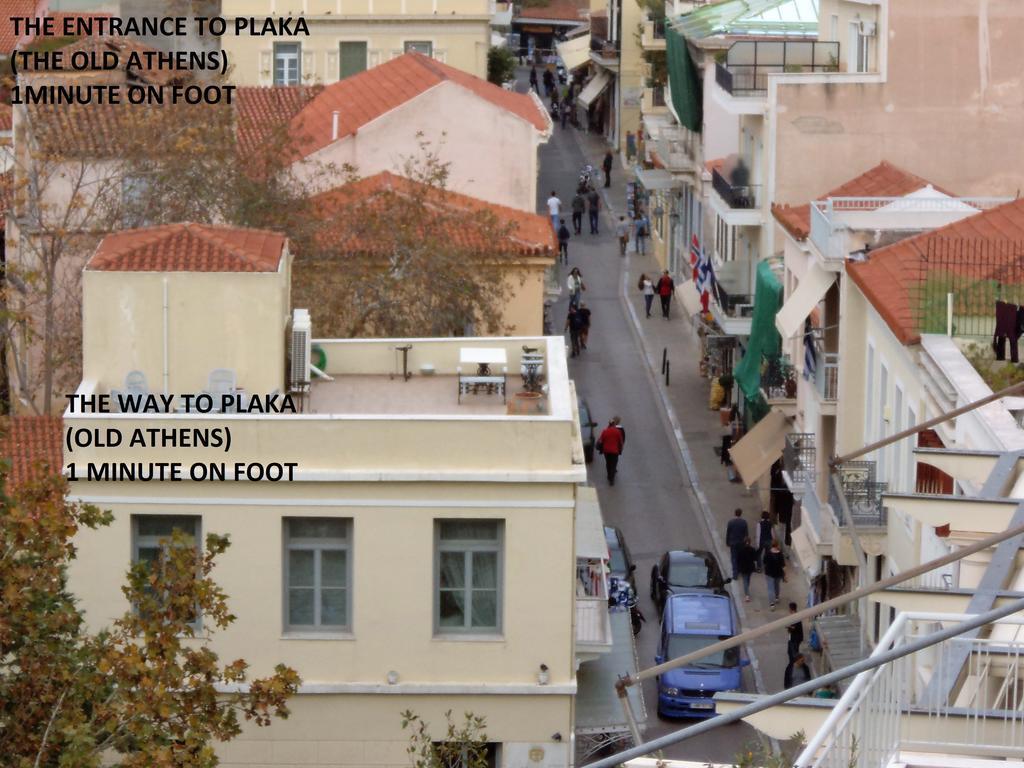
[803,320,817,381]
[695,237,712,312]
[690,233,700,282]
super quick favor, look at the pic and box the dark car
[650,549,729,613]
[605,525,637,594]
[577,396,597,463]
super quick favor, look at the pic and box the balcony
[641,17,666,50]
[708,288,754,337]
[710,167,763,227]
[589,35,619,69]
[648,121,696,173]
[829,461,887,529]
[783,432,816,490]
[760,353,797,416]
[714,40,839,104]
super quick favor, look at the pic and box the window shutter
[326,49,339,82]
[259,49,273,86]
[301,49,315,81]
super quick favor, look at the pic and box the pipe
[618,519,1024,687]
[162,277,169,397]
[332,110,340,142]
[947,292,954,336]
[585,595,1024,768]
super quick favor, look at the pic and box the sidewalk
[571,131,812,695]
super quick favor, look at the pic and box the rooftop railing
[714,40,839,96]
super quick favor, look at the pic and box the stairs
[814,613,867,691]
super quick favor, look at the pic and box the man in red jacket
[655,270,675,319]
[597,418,625,485]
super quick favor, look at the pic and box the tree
[402,710,491,768]
[0,469,301,767]
[487,46,516,87]
[292,138,531,339]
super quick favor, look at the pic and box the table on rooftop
[459,347,507,376]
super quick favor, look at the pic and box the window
[830,14,838,41]
[436,520,503,633]
[405,41,433,57]
[284,518,351,631]
[865,344,875,442]
[274,42,301,85]
[849,22,870,73]
[340,41,367,79]
[132,515,201,623]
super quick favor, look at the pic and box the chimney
[332,110,340,142]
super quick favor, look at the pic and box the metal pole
[662,347,667,374]
[665,359,670,386]
[831,379,1024,468]
[620,519,1024,686]
[585,596,1024,768]
[616,679,643,746]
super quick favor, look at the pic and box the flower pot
[935,523,951,538]
[719,407,732,426]
[507,391,546,415]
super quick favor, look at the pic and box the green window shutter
[340,42,368,79]
[665,25,702,133]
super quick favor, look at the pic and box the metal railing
[815,351,839,401]
[714,289,754,318]
[830,461,887,527]
[784,432,816,488]
[712,167,759,210]
[799,611,1024,768]
[761,352,796,400]
[650,85,665,107]
[714,40,839,96]
[651,124,695,171]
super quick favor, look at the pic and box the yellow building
[220,0,492,85]
[64,222,591,766]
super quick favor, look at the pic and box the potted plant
[718,373,734,424]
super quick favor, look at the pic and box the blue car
[655,592,748,718]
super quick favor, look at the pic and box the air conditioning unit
[290,308,312,389]
[859,20,876,36]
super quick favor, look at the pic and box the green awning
[672,0,818,40]
[734,260,783,402]
[665,25,702,132]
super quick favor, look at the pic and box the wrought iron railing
[650,85,665,106]
[652,124,695,171]
[830,461,887,527]
[784,432,816,488]
[712,167,759,210]
[715,40,839,96]
[761,352,797,400]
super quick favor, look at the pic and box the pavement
[523,67,812,762]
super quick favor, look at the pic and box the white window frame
[274,41,302,85]
[435,520,504,635]
[879,363,889,481]
[283,518,352,632]
[131,515,202,627]
[893,384,904,490]
[404,40,434,57]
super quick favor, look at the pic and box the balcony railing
[784,432,816,488]
[714,40,839,96]
[761,352,796,400]
[712,167,759,210]
[713,288,754,318]
[650,85,665,106]
[815,350,839,401]
[651,123,696,171]
[830,461,887,527]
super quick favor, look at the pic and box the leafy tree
[0,469,300,767]
[402,709,491,768]
[487,46,516,86]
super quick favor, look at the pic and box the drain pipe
[588,595,1024,768]
[162,277,169,397]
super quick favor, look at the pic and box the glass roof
[673,0,819,40]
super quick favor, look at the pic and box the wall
[297,82,542,212]
[616,0,644,153]
[699,50,740,164]
[81,263,291,397]
[773,0,1024,205]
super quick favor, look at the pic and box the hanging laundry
[993,300,1020,363]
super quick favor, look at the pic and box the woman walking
[737,536,757,603]
[567,267,584,307]
[764,540,786,610]
[638,273,655,317]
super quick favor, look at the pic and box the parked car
[604,525,637,594]
[577,396,597,463]
[650,549,729,613]
[655,593,748,719]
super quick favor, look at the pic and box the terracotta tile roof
[235,86,316,155]
[0,170,14,221]
[1,416,63,488]
[0,1,37,56]
[86,223,287,273]
[285,53,549,158]
[847,197,1024,346]
[515,0,589,22]
[0,103,12,132]
[312,171,556,257]
[42,36,187,85]
[772,161,950,241]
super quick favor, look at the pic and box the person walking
[557,219,571,264]
[615,216,630,256]
[655,270,675,319]
[638,273,655,317]
[529,66,539,93]
[755,510,773,572]
[546,190,561,231]
[725,508,749,581]
[542,68,554,97]
[597,418,625,485]
[602,148,613,188]
[612,415,625,446]
[737,536,757,603]
[784,654,812,689]
[566,267,584,307]
[764,539,786,610]
[587,187,601,234]
[565,304,585,357]
[571,191,585,235]
[634,211,649,255]
[787,601,804,661]
[577,302,591,349]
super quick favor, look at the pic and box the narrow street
[525,70,759,763]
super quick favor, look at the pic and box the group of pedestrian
[596,417,625,485]
[636,271,676,319]
[613,212,651,256]
[726,508,787,609]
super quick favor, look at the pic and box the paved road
[527,73,759,764]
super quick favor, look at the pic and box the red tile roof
[86,223,287,273]
[847,197,1024,346]
[0,103,12,132]
[312,171,556,257]
[1,416,63,488]
[0,1,37,56]
[42,36,187,85]
[772,161,949,241]
[235,86,316,156]
[516,0,589,22]
[283,53,549,158]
